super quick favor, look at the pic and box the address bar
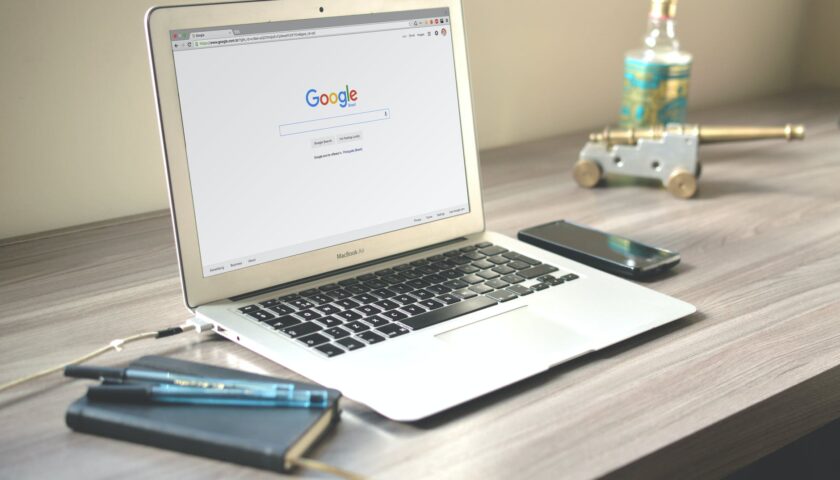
[196,20,423,48]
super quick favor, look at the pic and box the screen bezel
[146,0,484,308]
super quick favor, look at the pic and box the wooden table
[2,90,839,479]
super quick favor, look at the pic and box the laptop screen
[169,8,470,277]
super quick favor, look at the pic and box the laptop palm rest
[435,306,593,366]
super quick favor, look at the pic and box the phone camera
[319,6,324,13]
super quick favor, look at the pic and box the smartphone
[518,220,680,278]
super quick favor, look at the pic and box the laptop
[146,0,695,421]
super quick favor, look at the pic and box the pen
[86,384,330,409]
[64,365,295,394]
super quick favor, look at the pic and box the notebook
[65,356,341,472]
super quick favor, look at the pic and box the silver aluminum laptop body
[147,0,695,421]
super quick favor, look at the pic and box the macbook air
[146,0,695,421]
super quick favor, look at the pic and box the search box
[279,109,390,136]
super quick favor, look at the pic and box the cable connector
[186,316,214,333]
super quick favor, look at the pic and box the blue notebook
[65,356,341,472]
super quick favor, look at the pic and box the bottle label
[620,57,691,127]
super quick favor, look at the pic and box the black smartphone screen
[521,221,677,272]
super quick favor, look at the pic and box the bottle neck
[644,16,680,51]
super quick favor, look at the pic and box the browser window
[170,8,469,277]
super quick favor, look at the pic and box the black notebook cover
[65,356,341,472]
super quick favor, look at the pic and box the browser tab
[190,30,234,40]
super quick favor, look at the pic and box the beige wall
[0,0,831,239]
[798,0,840,89]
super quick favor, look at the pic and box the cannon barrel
[589,124,805,145]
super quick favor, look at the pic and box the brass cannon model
[573,124,805,198]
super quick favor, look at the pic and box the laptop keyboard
[236,242,578,358]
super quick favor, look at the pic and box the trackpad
[436,307,593,366]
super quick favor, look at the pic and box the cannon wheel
[573,159,603,188]
[666,169,698,199]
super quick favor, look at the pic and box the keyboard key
[338,278,359,286]
[562,273,580,282]
[469,284,494,294]
[323,326,351,339]
[518,264,559,279]
[440,270,463,280]
[245,310,276,322]
[507,285,533,296]
[309,294,334,305]
[414,265,436,275]
[268,304,294,315]
[393,263,413,272]
[426,284,452,295]
[375,299,400,310]
[315,316,343,327]
[437,293,461,305]
[476,242,493,248]
[485,279,510,289]
[487,290,517,303]
[363,315,390,327]
[382,274,407,285]
[335,298,361,310]
[448,256,472,265]
[540,275,563,286]
[239,304,260,313]
[401,304,427,316]
[344,321,370,333]
[412,289,435,300]
[472,260,494,270]
[259,299,280,308]
[336,310,363,322]
[457,265,481,274]
[443,279,469,290]
[279,293,300,302]
[463,251,485,261]
[354,293,379,304]
[298,333,330,347]
[319,283,340,292]
[459,246,477,252]
[501,274,525,284]
[453,288,478,299]
[377,323,410,338]
[295,309,322,321]
[418,299,444,310]
[402,295,497,331]
[443,249,461,257]
[492,265,516,275]
[477,270,499,280]
[299,289,320,298]
[326,289,353,300]
[337,337,366,351]
[371,288,396,299]
[531,283,549,291]
[357,331,386,344]
[383,310,408,321]
[289,299,315,310]
[345,285,370,295]
[406,279,430,289]
[282,322,322,338]
[410,259,430,267]
[390,284,413,294]
[479,246,508,256]
[504,252,541,265]
[401,270,423,280]
[357,273,377,281]
[432,261,455,271]
[427,254,445,262]
[423,274,446,284]
[364,279,389,289]
[461,274,485,285]
[507,260,531,270]
[357,305,382,316]
[314,304,341,315]
[393,294,418,305]
[375,268,395,276]
[269,315,302,329]
[314,343,345,357]
[488,255,510,265]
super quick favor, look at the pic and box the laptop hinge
[229,237,468,302]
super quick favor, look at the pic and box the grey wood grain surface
[1,90,839,480]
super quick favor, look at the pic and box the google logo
[306,85,358,108]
